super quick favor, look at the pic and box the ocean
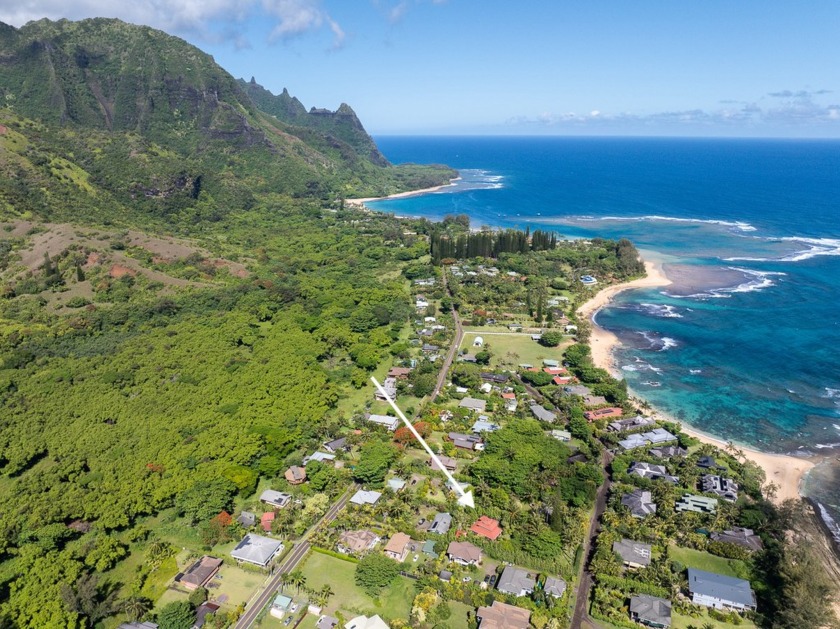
[369,135,840,535]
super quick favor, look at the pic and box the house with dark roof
[237,511,256,528]
[629,461,679,484]
[687,568,757,611]
[613,539,652,569]
[448,432,482,450]
[697,455,723,469]
[176,556,222,590]
[480,372,510,383]
[622,489,657,518]
[447,540,482,565]
[701,475,739,501]
[630,595,672,628]
[194,601,221,628]
[496,566,536,597]
[429,512,452,535]
[323,437,348,453]
[316,616,338,629]
[710,527,763,552]
[470,516,502,540]
[530,404,557,423]
[428,455,457,472]
[476,601,530,629]
[564,384,592,396]
[373,376,398,401]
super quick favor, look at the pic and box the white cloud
[0,0,344,48]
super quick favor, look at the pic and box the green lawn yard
[446,601,473,629]
[671,609,757,629]
[299,551,413,623]
[668,546,752,580]
[460,329,572,369]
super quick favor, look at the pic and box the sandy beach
[578,259,815,505]
[577,260,672,377]
[346,178,460,207]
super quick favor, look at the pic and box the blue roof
[687,568,755,607]
[272,593,292,609]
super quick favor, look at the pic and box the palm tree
[287,569,306,594]
[276,572,289,592]
[120,596,152,622]
[316,584,334,607]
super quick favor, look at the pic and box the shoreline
[577,257,816,505]
[346,177,461,206]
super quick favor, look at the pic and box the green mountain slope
[0,18,453,227]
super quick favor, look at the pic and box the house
[261,512,275,533]
[676,494,718,514]
[460,353,478,363]
[350,490,382,506]
[701,475,739,501]
[176,556,222,590]
[365,414,400,431]
[455,386,469,394]
[284,466,307,485]
[501,392,518,411]
[237,511,256,528]
[194,604,221,629]
[260,490,291,509]
[447,540,482,565]
[619,433,650,450]
[439,569,453,582]
[480,373,510,383]
[345,614,390,629]
[448,432,483,450]
[584,407,624,421]
[622,489,657,518]
[429,455,457,472]
[429,512,453,535]
[697,455,723,469]
[387,477,407,492]
[470,515,502,540]
[230,533,284,567]
[388,367,413,380]
[580,274,598,285]
[269,593,293,619]
[459,397,487,412]
[649,445,687,459]
[373,377,398,401]
[553,375,573,385]
[496,566,536,596]
[550,429,572,442]
[629,595,672,628]
[628,461,679,484]
[687,568,757,611]
[472,419,500,433]
[644,428,678,444]
[607,415,655,432]
[479,382,493,393]
[421,343,440,353]
[583,394,608,407]
[415,296,429,310]
[530,404,557,423]
[424,316,437,323]
[473,336,484,347]
[543,576,567,598]
[337,530,380,554]
[304,451,337,465]
[383,532,412,562]
[542,359,560,368]
[422,539,438,556]
[118,623,158,629]
[612,539,652,569]
[710,527,763,552]
[476,601,531,629]
[543,367,566,375]
[316,616,339,629]
[323,437,348,453]
[564,384,592,397]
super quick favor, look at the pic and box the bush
[539,331,564,347]
[355,553,399,597]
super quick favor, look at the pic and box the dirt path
[432,268,463,402]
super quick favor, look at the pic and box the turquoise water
[370,136,840,532]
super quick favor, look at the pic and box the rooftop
[687,568,756,609]
[230,533,283,567]
[476,601,531,629]
[350,490,382,506]
[497,565,536,595]
[470,515,502,540]
[613,538,652,567]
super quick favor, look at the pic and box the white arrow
[371,377,475,509]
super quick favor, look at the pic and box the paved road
[432,268,463,402]
[570,448,613,629]
[235,485,356,628]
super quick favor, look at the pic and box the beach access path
[432,267,463,401]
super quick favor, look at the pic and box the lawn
[671,609,757,629]
[299,551,414,623]
[459,329,572,369]
[447,601,473,629]
[208,563,268,608]
[668,546,752,580]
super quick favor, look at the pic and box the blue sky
[3,1,840,136]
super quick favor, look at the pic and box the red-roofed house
[553,376,572,385]
[470,516,502,541]
[543,367,568,375]
[584,407,624,421]
[261,512,275,533]
[501,392,517,412]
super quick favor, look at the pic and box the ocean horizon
[369,135,840,537]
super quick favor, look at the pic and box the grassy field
[672,609,757,629]
[299,551,413,623]
[460,329,572,369]
[668,546,752,580]
[447,601,473,629]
